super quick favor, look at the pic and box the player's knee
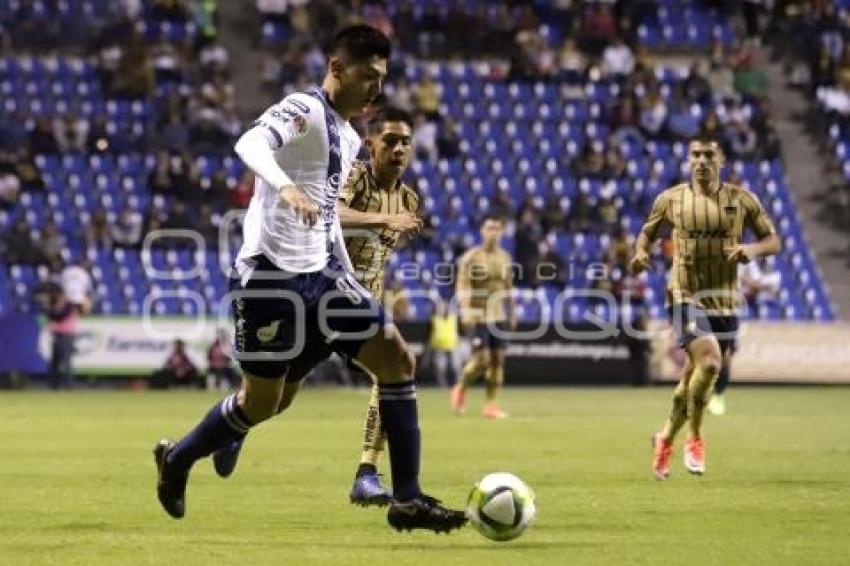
[239,391,281,423]
[491,351,505,369]
[378,333,415,381]
[374,348,414,384]
[698,353,722,377]
[275,396,292,415]
[672,388,687,410]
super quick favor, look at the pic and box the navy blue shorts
[668,303,738,357]
[232,256,386,379]
[469,322,509,351]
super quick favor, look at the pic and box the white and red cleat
[652,433,673,480]
[450,384,466,415]
[684,437,706,475]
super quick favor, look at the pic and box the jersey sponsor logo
[256,320,281,343]
[321,173,342,223]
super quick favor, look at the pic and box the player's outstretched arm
[339,204,421,233]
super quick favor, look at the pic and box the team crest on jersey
[256,320,281,343]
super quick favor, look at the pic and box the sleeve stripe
[252,120,284,148]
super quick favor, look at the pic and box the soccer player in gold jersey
[451,215,516,419]
[337,106,422,505]
[630,135,780,479]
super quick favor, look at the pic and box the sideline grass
[1,387,848,565]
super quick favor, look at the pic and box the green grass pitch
[1,387,849,565]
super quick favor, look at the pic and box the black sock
[167,393,251,473]
[378,381,422,501]
[715,363,730,395]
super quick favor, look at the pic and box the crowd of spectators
[0,1,241,267]
[783,1,850,251]
[0,0,800,323]
[250,1,786,300]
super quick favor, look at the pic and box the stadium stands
[0,0,836,322]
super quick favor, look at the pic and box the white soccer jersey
[235,89,361,275]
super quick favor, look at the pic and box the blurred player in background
[36,257,93,389]
[153,25,466,534]
[451,215,515,419]
[708,256,782,416]
[631,135,780,479]
[421,298,461,388]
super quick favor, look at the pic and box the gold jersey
[339,161,420,297]
[458,245,513,324]
[642,182,776,314]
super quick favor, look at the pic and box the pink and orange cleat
[652,433,673,480]
[450,384,466,415]
[482,402,508,420]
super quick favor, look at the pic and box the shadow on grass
[278,540,600,551]
[47,521,113,532]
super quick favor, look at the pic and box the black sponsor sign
[396,322,640,385]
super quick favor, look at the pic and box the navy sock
[167,393,251,472]
[715,363,730,395]
[378,381,422,501]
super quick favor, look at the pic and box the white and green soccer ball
[466,472,536,542]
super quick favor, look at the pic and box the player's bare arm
[339,204,421,233]
[726,233,781,264]
[456,251,473,331]
[631,190,670,274]
[504,255,516,330]
[630,232,653,275]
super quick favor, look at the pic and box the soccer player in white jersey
[153,25,467,534]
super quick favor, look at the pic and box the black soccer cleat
[213,438,244,479]
[387,494,468,534]
[153,439,188,519]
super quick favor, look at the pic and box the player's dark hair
[689,132,721,148]
[367,106,414,136]
[330,24,391,63]
[483,213,506,225]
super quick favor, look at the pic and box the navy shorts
[232,256,385,379]
[469,322,509,351]
[668,302,738,357]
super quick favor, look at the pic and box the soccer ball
[466,472,536,542]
